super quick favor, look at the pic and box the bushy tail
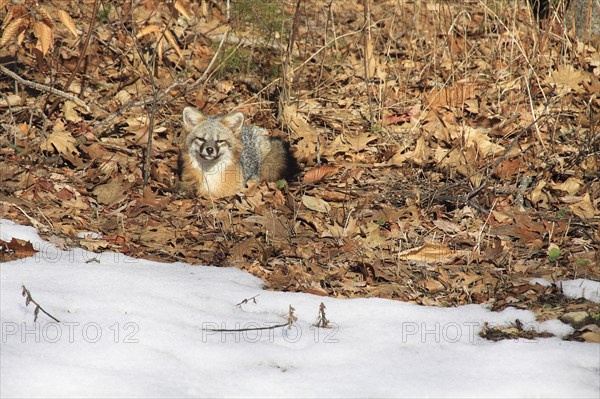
[261,138,300,182]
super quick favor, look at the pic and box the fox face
[182,107,244,168]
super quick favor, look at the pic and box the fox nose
[205,146,215,156]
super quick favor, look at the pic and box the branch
[47,0,99,115]
[0,65,90,112]
[93,29,230,132]
[21,284,60,323]
[203,322,288,333]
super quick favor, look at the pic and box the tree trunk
[566,0,600,40]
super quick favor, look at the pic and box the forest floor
[1,0,598,339]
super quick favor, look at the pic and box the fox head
[182,107,243,168]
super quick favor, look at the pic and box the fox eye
[194,138,204,144]
[216,140,227,146]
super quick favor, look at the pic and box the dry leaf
[461,126,504,157]
[545,65,588,95]
[92,180,132,205]
[568,193,598,219]
[302,165,339,184]
[55,10,79,37]
[0,17,26,47]
[0,94,23,107]
[174,0,192,20]
[63,101,82,122]
[550,177,582,196]
[32,20,53,55]
[37,6,55,27]
[302,195,331,213]
[164,29,183,59]
[136,25,160,39]
[398,243,456,264]
[6,238,38,257]
[345,133,377,151]
[40,125,80,160]
[423,277,445,293]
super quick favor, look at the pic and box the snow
[1,218,599,398]
[561,280,600,304]
[531,278,600,303]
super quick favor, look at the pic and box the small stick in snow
[314,302,331,329]
[21,285,60,323]
[236,294,260,307]
[202,304,298,333]
[287,305,297,329]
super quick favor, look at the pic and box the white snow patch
[538,319,574,339]
[560,279,600,304]
[530,277,600,303]
[1,218,599,398]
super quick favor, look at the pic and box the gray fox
[178,107,298,198]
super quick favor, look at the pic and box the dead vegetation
[0,0,598,334]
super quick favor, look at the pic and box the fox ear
[220,112,244,133]
[182,107,206,129]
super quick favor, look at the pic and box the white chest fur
[189,152,235,194]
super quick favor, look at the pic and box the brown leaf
[423,277,445,293]
[39,123,81,164]
[6,238,37,257]
[174,0,192,20]
[62,101,82,122]
[425,83,477,110]
[37,6,55,27]
[0,17,26,48]
[32,20,53,55]
[569,193,598,220]
[92,180,132,205]
[398,243,457,264]
[302,165,339,184]
[345,133,378,151]
[545,65,588,95]
[55,10,79,37]
[282,104,317,160]
[164,29,183,60]
[302,195,331,213]
[136,25,160,39]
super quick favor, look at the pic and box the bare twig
[93,30,230,132]
[236,294,260,307]
[202,322,288,333]
[21,285,60,323]
[47,0,99,115]
[314,302,330,328]
[0,65,90,112]
[203,304,298,333]
[362,0,374,125]
[278,0,303,120]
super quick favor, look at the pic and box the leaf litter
[0,0,598,341]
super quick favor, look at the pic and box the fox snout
[190,138,225,161]
[200,141,218,160]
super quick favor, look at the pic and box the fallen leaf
[569,193,598,219]
[302,195,331,213]
[92,180,132,205]
[398,243,457,264]
[6,238,37,257]
[302,165,339,184]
